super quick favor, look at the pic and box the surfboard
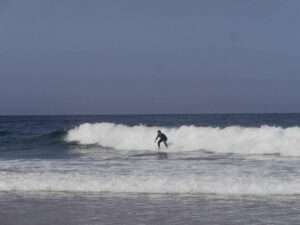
[157,152,168,159]
[131,152,168,159]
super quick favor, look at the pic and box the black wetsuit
[156,133,168,148]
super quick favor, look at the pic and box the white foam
[66,122,300,156]
[1,171,299,195]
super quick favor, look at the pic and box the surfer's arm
[154,135,159,142]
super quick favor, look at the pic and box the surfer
[155,130,168,149]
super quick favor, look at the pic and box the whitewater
[66,122,300,156]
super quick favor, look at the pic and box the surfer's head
[157,130,161,133]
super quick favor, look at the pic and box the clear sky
[0,0,300,114]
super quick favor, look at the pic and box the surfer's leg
[164,141,168,148]
[158,139,163,149]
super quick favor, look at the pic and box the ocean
[1,114,300,224]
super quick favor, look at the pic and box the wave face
[66,122,300,156]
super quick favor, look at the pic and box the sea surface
[1,114,300,224]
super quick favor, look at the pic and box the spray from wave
[65,122,300,156]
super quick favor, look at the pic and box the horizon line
[1,112,300,116]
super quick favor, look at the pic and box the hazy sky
[0,0,300,114]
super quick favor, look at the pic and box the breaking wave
[1,172,300,195]
[66,122,300,156]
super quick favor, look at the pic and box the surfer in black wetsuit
[155,130,168,149]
